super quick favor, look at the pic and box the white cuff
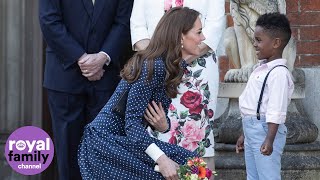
[145,143,165,162]
[99,51,111,66]
[154,165,160,172]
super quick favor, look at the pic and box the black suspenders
[256,65,288,120]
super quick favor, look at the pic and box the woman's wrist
[158,123,170,133]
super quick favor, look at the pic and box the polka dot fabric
[78,58,197,179]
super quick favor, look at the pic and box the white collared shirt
[239,59,294,124]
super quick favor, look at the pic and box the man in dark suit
[39,0,133,179]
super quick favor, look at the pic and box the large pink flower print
[175,0,184,7]
[169,119,180,137]
[168,119,180,144]
[180,121,205,151]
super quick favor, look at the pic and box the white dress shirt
[130,0,225,51]
[239,59,294,124]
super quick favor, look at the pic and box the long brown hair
[121,7,200,98]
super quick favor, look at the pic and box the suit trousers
[242,115,287,180]
[47,87,113,180]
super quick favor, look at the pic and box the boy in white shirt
[235,13,294,180]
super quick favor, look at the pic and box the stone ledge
[285,141,320,151]
[218,82,305,99]
[215,141,320,152]
[215,141,320,170]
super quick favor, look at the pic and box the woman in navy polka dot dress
[78,7,205,180]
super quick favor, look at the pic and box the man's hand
[144,101,169,132]
[156,155,179,180]
[78,53,108,77]
[87,69,105,81]
[236,134,244,153]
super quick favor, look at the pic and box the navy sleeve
[39,0,85,67]
[124,59,165,151]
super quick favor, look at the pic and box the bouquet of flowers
[177,157,216,180]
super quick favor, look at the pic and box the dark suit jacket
[39,0,133,93]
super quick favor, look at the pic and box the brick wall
[220,0,320,81]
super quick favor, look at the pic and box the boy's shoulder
[268,60,293,83]
[267,59,288,72]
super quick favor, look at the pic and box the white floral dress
[151,53,218,157]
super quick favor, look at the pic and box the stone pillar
[0,0,43,179]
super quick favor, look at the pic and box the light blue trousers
[242,116,287,180]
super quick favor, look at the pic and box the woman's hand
[144,101,169,132]
[156,155,179,180]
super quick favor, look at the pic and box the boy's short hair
[256,12,292,47]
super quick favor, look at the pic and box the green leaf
[198,57,206,67]
[195,144,206,157]
[200,82,208,90]
[202,52,211,58]
[195,79,203,87]
[178,121,186,127]
[189,60,197,67]
[204,90,210,99]
[203,138,211,148]
[205,125,211,138]
[193,69,203,79]
[180,110,189,119]
[177,136,182,144]
[188,114,201,121]
[178,166,189,179]
[170,109,177,114]
[202,100,209,105]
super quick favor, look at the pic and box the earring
[181,44,184,49]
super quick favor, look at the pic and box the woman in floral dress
[130,0,225,171]
[78,7,203,179]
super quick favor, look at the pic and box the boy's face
[253,26,275,60]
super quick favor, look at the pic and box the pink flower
[164,0,172,11]
[169,104,176,111]
[169,119,180,136]
[180,121,205,151]
[206,168,212,178]
[168,136,177,144]
[175,0,184,7]
[187,160,194,166]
